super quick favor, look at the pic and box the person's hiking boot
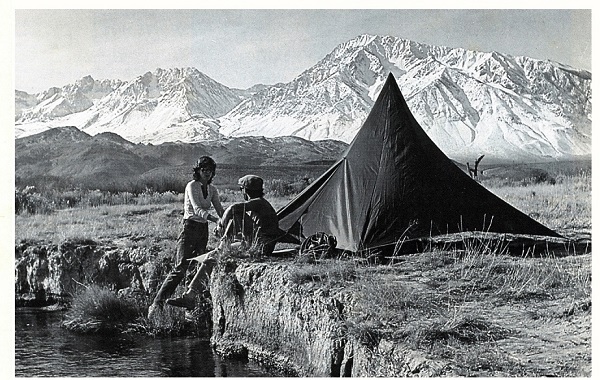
[166,292,196,310]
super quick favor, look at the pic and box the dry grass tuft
[62,284,142,334]
[288,259,357,287]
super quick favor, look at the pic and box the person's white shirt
[182,180,224,223]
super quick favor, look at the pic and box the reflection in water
[15,308,274,377]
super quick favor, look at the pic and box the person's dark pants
[256,236,277,256]
[152,219,208,304]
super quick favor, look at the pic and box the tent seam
[359,96,390,249]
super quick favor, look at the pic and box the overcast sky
[13,7,592,94]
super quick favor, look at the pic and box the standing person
[147,156,224,319]
[167,174,283,310]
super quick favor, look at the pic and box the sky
[12,6,592,94]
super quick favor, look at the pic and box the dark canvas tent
[277,73,561,253]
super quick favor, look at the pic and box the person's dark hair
[244,188,264,199]
[193,156,216,183]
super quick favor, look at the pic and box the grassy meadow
[14,160,591,245]
[14,160,591,376]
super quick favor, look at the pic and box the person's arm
[205,213,219,223]
[216,201,248,233]
[219,203,241,227]
[211,186,225,218]
[215,203,235,238]
[188,182,212,222]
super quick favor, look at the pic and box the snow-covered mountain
[219,35,592,161]
[16,68,248,143]
[16,75,123,120]
[15,76,124,137]
[15,34,592,162]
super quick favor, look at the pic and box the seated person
[217,174,282,256]
[167,174,282,310]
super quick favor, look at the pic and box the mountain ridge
[15,126,349,190]
[15,34,591,162]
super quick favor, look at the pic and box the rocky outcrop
[15,240,448,375]
[209,259,450,377]
[14,239,158,306]
[346,338,450,376]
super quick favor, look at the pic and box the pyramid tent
[277,73,561,253]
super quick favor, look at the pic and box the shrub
[135,302,201,337]
[136,189,180,205]
[520,168,556,186]
[62,284,142,334]
[264,177,311,197]
[218,188,242,203]
[15,186,55,215]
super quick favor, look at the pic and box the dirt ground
[384,252,591,376]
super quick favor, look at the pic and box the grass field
[14,160,591,245]
[14,161,591,376]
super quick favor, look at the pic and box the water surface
[15,308,275,377]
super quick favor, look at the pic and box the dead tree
[467,155,485,178]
